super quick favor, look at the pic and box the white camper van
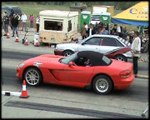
[39,10,80,44]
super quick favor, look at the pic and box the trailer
[39,10,80,45]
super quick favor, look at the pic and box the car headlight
[18,63,25,68]
[123,51,133,57]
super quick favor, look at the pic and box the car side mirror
[68,61,75,67]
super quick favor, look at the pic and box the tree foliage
[2,2,139,10]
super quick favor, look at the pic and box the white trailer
[39,10,80,44]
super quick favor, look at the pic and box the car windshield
[118,36,131,47]
[77,37,88,44]
[59,53,77,64]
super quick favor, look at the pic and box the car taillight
[120,70,131,78]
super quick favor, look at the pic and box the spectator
[100,26,109,35]
[131,31,141,76]
[87,23,96,36]
[111,24,117,35]
[121,26,128,39]
[81,22,88,39]
[29,14,34,28]
[3,11,9,36]
[94,22,100,34]
[21,13,27,31]
[11,14,19,37]
[128,31,134,44]
[36,16,40,33]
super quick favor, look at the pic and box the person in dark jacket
[3,11,9,36]
[11,14,19,37]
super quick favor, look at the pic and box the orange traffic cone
[24,37,29,46]
[15,37,19,42]
[6,32,10,39]
[35,39,40,47]
[20,80,29,98]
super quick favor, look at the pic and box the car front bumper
[16,66,23,80]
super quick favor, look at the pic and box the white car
[54,34,132,62]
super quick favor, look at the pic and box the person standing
[29,14,34,28]
[36,16,40,33]
[21,13,27,31]
[131,31,141,76]
[87,23,96,37]
[3,11,9,36]
[81,22,88,39]
[99,26,109,35]
[11,14,19,37]
[111,24,118,35]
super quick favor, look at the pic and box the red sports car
[16,51,134,94]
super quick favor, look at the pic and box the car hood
[24,54,64,64]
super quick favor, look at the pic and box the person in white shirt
[131,31,141,76]
[21,13,27,31]
[87,23,96,37]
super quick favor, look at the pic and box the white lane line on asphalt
[2,91,21,97]
[136,75,149,79]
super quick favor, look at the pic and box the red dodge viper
[16,51,135,94]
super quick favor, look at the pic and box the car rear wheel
[115,55,127,62]
[63,50,74,56]
[93,75,113,95]
[24,67,42,86]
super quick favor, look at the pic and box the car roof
[88,34,120,39]
[77,51,107,66]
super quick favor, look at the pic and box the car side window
[83,37,101,45]
[100,37,123,47]
[116,40,124,47]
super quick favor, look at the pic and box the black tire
[63,50,74,56]
[93,75,113,95]
[115,55,127,62]
[24,67,42,86]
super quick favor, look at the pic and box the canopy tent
[111,2,149,26]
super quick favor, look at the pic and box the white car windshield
[77,38,88,44]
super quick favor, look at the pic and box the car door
[99,37,124,54]
[77,37,101,52]
[61,64,94,85]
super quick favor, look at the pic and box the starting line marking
[2,91,21,97]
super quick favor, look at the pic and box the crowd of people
[81,22,129,41]
[2,11,40,37]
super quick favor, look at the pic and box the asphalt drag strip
[4,101,141,118]
[2,50,42,60]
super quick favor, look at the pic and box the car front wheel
[93,75,113,95]
[24,67,42,86]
